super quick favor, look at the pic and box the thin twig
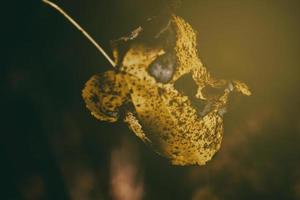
[42,0,116,67]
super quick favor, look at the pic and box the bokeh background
[1,0,300,199]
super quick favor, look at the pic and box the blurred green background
[1,0,300,199]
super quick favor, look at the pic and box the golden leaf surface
[82,15,251,166]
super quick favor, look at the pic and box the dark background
[1,0,300,199]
